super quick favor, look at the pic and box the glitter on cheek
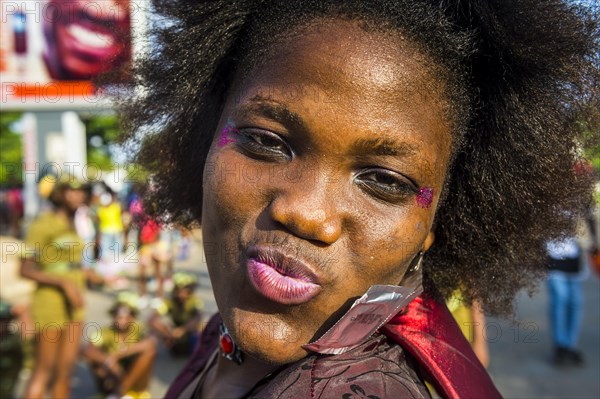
[217,117,239,147]
[415,187,434,208]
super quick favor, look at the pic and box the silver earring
[409,251,424,272]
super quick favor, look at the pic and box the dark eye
[355,169,418,203]
[237,128,292,160]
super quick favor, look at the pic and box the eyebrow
[349,137,419,157]
[237,96,309,133]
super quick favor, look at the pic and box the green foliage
[0,112,23,185]
[81,112,121,171]
[583,132,600,171]
[81,112,149,183]
[579,99,600,172]
[0,112,148,186]
[124,163,149,183]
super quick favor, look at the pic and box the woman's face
[113,307,135,332]
[63,187,87,212]
[174,287,192,303]
[202,20,453,364]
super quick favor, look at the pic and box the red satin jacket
[165,293,502,398]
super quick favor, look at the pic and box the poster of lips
[0,0,133,109]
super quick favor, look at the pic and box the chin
[226,309,312,365]
[243,336,310,365]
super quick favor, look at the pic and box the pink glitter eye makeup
[217,117,239,147]
[415,187,434,208]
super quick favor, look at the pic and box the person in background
[74,185,105,288]
[175,228,192,262]
[130,181,176,299]
[83,292,157,399]
[121,183,144,257]
[149,272,204,356]
[546,163,598,367]
[0,187,9,235]
[97,187,125,263]
[0,299,25,399]
[546,235,587,367]
[447,293,489,368]
[546,218,598,367]
[7,185,24,238]
[20,175,87,399]
[137,219,174,301]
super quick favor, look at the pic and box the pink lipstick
[246,246,322,305]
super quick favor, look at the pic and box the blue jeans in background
[100,232,124,263]
[547,273,583,349]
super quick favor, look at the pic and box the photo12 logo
[0,162,143,185]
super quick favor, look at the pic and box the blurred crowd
[0,175,202,399]
[0,185,24,239]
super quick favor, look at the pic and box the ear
[423,230,435,252]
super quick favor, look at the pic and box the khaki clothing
[23,212,85,326]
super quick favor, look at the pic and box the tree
[572,1,600,171]
[0,112,23,185]
[80,111,122,171]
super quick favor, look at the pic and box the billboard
[0,0,134,109]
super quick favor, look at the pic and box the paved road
[487,276,600,398]
[2,234,599,398]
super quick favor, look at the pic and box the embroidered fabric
[248,333,431,398]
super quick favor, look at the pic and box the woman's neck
[200,352,280,398]
[114,327,133,340]
[55,207,74,220]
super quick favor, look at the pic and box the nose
[267,167,343,245]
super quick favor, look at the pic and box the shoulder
[24,212,63,248]
[131,320,146,340]
[92,326,115,349]
[185,296,203,312]
[28,211,58,229]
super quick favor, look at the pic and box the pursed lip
[246,245,323,305]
